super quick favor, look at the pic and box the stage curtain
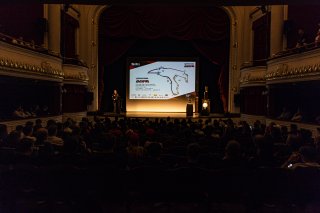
[99,6,230,111]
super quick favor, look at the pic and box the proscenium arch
[86,5,108,111]
[221,6,240,113]
[97,5,231,112]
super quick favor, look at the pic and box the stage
[94,111,240,120]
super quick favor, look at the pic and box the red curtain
[99,6,230,111]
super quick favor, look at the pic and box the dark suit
[112,93,120,113]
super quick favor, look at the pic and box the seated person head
[35,128,48,143]
[23,125,34,137]
[48,125,58,137]
[254,134,273,156]
[287,135,302,152]
[46,119,56,128]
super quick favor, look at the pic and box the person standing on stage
[112,89,121,113]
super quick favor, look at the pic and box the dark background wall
[240,86,267,116]
[268,81,320,122]
[0,3,44,45]
[287,5,320,48]
[0,76,61,120]
[62,84,87,113]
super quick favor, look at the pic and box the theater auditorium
[0,0,320,212]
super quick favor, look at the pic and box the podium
[186,103,193,117]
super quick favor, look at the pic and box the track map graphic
[147,67,188,95]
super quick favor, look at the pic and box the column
[48,4,61,55]
[270,5,284,56]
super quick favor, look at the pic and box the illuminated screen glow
[126,59,198,112]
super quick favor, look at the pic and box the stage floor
[102,112,235,119]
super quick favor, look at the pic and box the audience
[0,116,318,210]
[1,117,318,170]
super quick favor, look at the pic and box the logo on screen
[136,79,149,83]
[184,63,195,68]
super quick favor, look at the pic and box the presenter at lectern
[112,89,121,113]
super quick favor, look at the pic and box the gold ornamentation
[266,63,320,81]
[0,57,64,78]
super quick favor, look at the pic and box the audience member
[34,119,43,132]
[13,106,28,118]
[6,130,21,148]
[34,128,54,159]
[286,146,320,170]
[222,140,246,169]
[296,28,308,48]
[126,130,144,166]
[15,125,24,139]
[47,125,64,147]
[186,143,201,167]
[249,135,276,168]
[277,107,292,120]
[291,108,303,122]
[22,125,36,143]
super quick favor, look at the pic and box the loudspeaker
[86,92,94,105]
[186,103,193,117]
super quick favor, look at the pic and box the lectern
[186,103,193,117]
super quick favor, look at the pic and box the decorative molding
[0,40,64,81]
[240,66,266,87]
[266,62,320,83]
[63,64,89,85]
[267,47,320,84]
[0,57,64,80]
